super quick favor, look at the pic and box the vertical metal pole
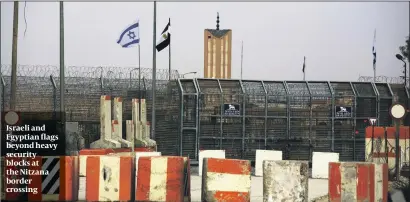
[240,41,243,80]
[10,1,19,111]
[371,124,375,160]
[395,120,400,180]
[138,45,141,119]
[60,2,65,113]
[168,19,171,81]
[151,1,157,139]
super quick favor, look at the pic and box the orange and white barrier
[198,150,225,176]
[78,148,114,177]
[329,162,388,202]
[365,126,410,171]
[136,156,189,202]
[86,155,132,201]
[263,160,309,201]
[202,158,251,202]
[26,156,79,201]
[90,95,121,148]
[312,152,339,179]
[255,150,282,176]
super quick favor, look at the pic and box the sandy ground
[78,167,329,202]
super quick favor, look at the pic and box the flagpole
[168,18,171,81]
[151,1,157,140]
[303,56,306,81]
[373,29,376,83]
[60,1,65,114]
[240,41,243,80]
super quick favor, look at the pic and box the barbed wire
[0,64,180,121]
[357,75,409,85]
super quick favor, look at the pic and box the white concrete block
[312,152,339,179]
[255,150,283,176]
[199,150,225,176]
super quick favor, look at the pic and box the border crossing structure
[1,64,409,163]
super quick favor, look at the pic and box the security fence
[1,65,409,162]
[178,79,410,162]
[0,64,181,155]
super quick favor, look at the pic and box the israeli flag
[117,19,140,48]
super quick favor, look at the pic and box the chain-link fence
[178,79,410,162]
[0,64,180,154]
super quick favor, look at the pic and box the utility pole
[10,2,19,110]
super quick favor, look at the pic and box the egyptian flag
[156,18,170,52]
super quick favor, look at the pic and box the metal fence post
[239,80,245,158]
[50,75,57,118]
[327,81,335,152]
[305,81,313,161]
[1,75,5,112]
[349,82,358,160]
[99,67,104,94]
[177,79,184,156]
[261,81,268,149]
[217,79,223,149]
[193,78,200,160]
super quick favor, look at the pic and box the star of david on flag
[117,19,140,48]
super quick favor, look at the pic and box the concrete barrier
[202,158,251,202]
[26,156,79,201]
[78,148,114,177]
[312,152,339,179]
[136,156,188,202]
[255,150,282,176]
[86,155,132,201]
[263,160,309,202]
[328,162,388,202]
[198,150,225,176]
[132,99,156,147]
[90,95,121,148]
[112,97,132,147]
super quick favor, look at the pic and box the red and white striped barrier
[26,156,79,201]
[263,160,309,201]
[79,148,114,177]
[255,150,282,176]
[329,162,388,202]
[136,156,189,202]
[312,152,339,179]
[202,158,251,202]
[198,150,225,176]
[86,155,132,201]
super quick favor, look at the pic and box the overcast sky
[1,2,409,81]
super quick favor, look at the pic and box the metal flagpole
[151,1,157,140]
[303,56,306,81]
[60,1,65,114]
[168,18,171,81]
[240,41,243,80]
[373,29,376,82]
